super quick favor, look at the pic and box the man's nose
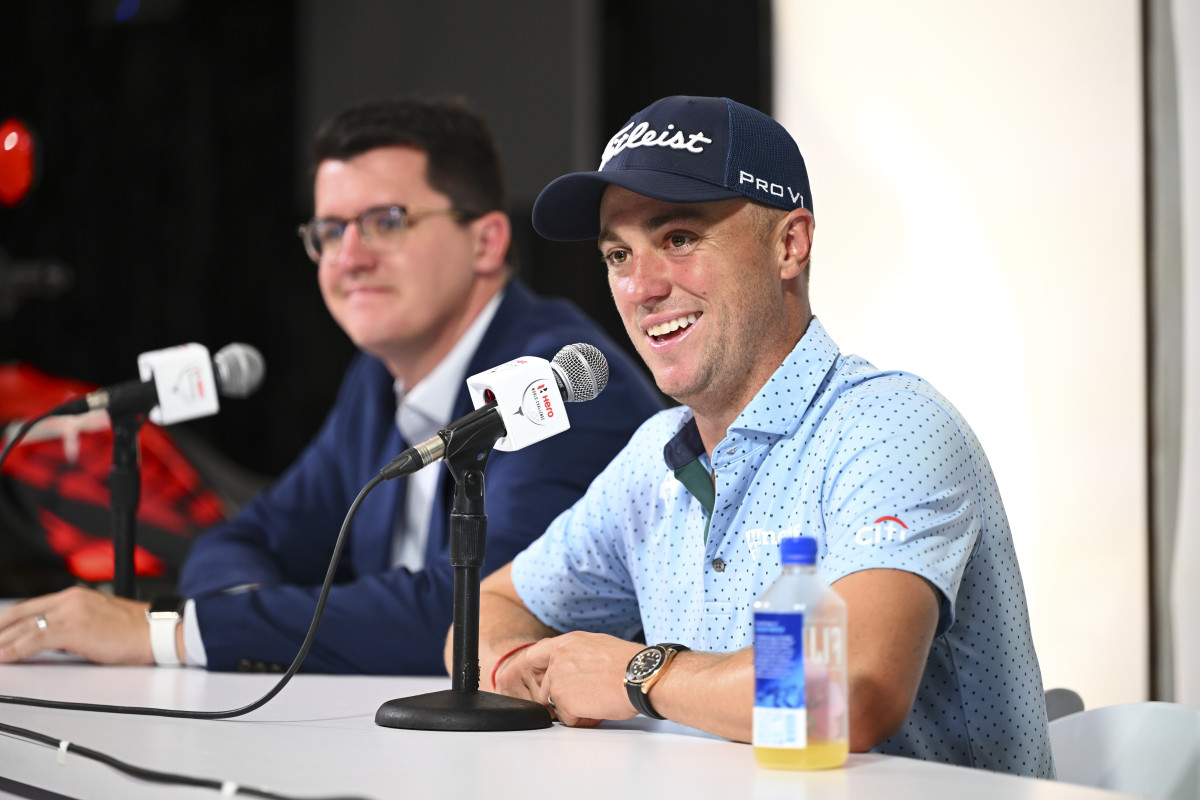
[615,251,672,308]
[330,221,375,271]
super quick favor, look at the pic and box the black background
[0,0,770,478]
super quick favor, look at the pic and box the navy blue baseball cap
[532,95,813,241]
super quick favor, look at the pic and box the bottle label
[753,611,806,748]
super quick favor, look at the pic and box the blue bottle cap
[780,536,817,565]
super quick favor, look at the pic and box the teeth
[647,313,698,338]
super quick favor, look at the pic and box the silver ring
[546,696,557,711]
[34,613,48,631]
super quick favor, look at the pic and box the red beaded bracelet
[490,642,536,690]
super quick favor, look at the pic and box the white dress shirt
[182,291,503,667]
[390,292,502,570]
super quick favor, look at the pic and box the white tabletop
[0,660,1133,800]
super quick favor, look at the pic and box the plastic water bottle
[752,536,849,769]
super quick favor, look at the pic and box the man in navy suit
[0,98,662,673]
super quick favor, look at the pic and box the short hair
[746,201,812,284]
[311,97,508,218]
[746,201,785,242]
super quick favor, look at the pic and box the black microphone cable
[0,404,60,469]
[0,719,370,800]
[0,422,388,798]
[0,471,384,718]
[0,341,608,797]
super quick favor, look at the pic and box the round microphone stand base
[375,689,552,732]
[374,429,552,733]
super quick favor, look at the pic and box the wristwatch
[624,643,690,720]
[145,595,185,667]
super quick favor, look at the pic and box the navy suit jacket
[178,281,662,673]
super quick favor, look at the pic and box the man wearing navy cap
[469,96,1053,777]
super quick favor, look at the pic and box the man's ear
[779,208,815,281]
[471,210,512,275]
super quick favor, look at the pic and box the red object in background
[0,363,228,581]
[40,509,166,581]
[0,117,36,207]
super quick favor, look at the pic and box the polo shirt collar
[661,315,841,468]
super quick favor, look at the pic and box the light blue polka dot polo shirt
[512,317,1053,778]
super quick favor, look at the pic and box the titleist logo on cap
[599,121,713,170]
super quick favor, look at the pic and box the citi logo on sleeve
[854,516,909,545]
[742,514,911,560]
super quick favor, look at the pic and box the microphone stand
[108,411,144,599]
[374,415,552,732]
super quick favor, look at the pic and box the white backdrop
[774,0,1148,708]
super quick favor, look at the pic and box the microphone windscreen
[551,343,608,402]
[213,343,266,398]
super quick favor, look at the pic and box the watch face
[626,646,666,683]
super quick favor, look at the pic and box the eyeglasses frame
[296,204,477,263]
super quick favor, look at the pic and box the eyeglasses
[297,205,470,263]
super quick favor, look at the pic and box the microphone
[381,343,608,480]
[50,342,266,425]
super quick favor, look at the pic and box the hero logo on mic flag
[137,343,220,425]
[466,356,570,452]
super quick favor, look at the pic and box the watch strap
[146,595,185,667]
[625,643,690,720]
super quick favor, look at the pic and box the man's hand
[506,631,644,728]
[0,586,154,665]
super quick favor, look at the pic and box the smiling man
[0,98,662,674]
[469,96,1054,777]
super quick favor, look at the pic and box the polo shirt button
[712,558,726,572]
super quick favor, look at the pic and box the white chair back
[1049,701,1200,799]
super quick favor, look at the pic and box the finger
[0,615,53,663]
[546,701,600,729]
[0,609,44,647]
[0,597,48,631]
[523,637,557,671]
[0,624,20,657]
[494,649,538,699]
[540,680,600,727]
[541,684,562,723]
[520,663,548,703]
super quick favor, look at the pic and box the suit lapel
[423,282,534,563]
